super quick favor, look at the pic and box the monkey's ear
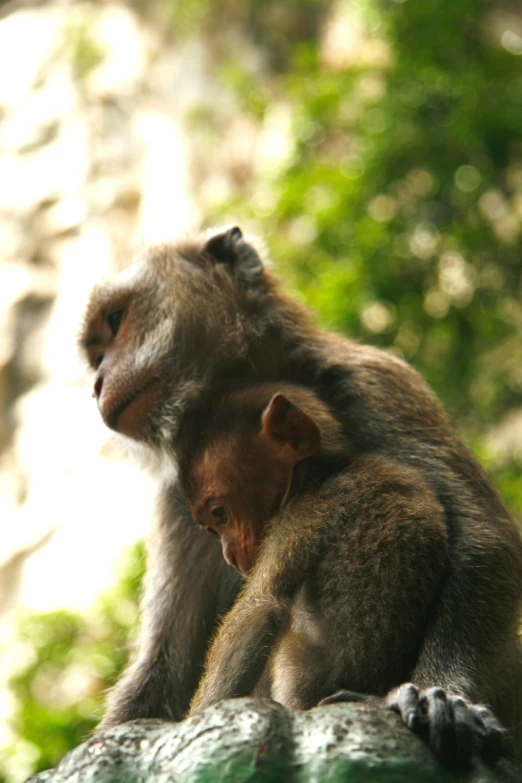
[204,227,263,281]
[261,394,320,462]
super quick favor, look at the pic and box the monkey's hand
[386,683,511,769]
[319,685,510,769]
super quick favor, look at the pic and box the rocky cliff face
[24,699,522,783]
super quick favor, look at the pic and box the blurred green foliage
[1,543,144,780]
[5,0,522,778]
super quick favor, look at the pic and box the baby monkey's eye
[106,309,124,337]
[205,526,219,537]
[210,505,229,525]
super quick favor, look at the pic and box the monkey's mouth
[223,544,247,576]
[223,546,240,573]
[105,379,160,438]
[229,550,254,577]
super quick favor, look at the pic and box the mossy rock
[26,698,519,783]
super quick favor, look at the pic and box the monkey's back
[304,334,522,732]
[269,457,448,709]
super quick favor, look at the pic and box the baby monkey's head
[180,384,346,576]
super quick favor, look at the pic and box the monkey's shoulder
[298,454,439,504]
[342,341,442,406]
[279,456,446,550]
[316,336,451,442]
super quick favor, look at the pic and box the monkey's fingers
[472,704,512,765]
[386,684,475,769]
[418,688,474,770]
[318,689,371,706]
[386,682,427,736]
[448,697,475,768]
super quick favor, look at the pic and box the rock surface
[25,698,520,783]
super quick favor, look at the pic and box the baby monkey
[180,383,507,766]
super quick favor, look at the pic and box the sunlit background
[1,0,522,780]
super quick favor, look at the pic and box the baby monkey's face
[185,390,323,576]
[186,430,293,576]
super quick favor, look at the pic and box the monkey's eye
[210,506,229,526]
[106,309,124,337]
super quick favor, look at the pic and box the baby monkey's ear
[261,393,320,462]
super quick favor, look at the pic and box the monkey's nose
[93,375,103,399]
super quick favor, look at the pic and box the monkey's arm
[313,457,517,768]
[322,470,519,768]
[187,592,280,715]
[386,501,522,767]
[100,483,242,728]
[407,508,522,701]
[188,507,324,716]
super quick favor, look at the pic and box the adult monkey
[81,226,522,767]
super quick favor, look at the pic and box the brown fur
[181,385,449,712]
[80,227,522,760]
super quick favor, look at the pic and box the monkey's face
[79,228,269,446]
[80,265,164,439]
[186,432,292,576]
